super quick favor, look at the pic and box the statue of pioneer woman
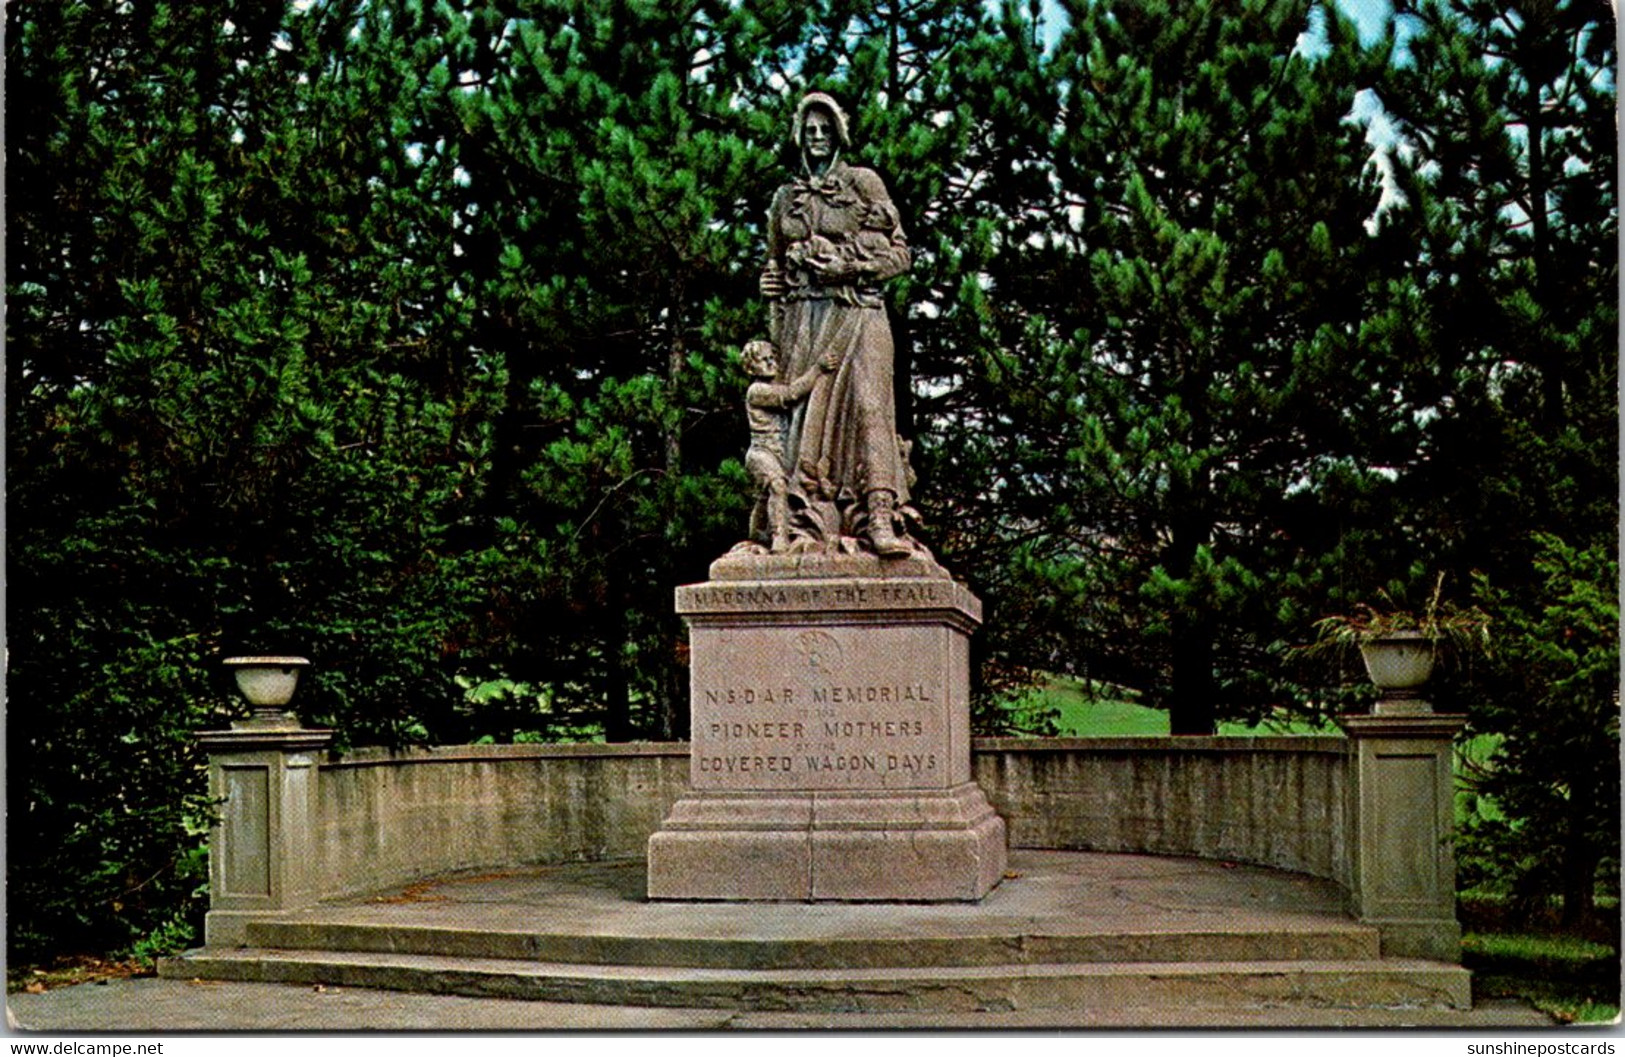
[755,92,918,558]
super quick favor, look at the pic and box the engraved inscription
[693,680,942,787]
[690,585,795,606]
[811,684,931,704]
[699,755,795,773]
[688,622,960,791]
[709,721,806,739]
[823,720,923,737]
[688,581,948,609]
[702,684,931,707]
[704,687,796,705]
[804,753,938,772]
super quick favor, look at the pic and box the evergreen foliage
[1377,0,1617,582]
[1376,0,1618,925]
[990,0,1406,733]
[1464,535,1619,928]
[7,0,1616,960]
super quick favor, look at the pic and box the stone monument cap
[709,547,952,582]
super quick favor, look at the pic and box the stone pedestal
[1338,711,1466,961]
[199,719,332,946]
[647,553,1007,901]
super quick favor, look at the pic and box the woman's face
[802,109,834,162]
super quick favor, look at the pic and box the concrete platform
[151,850,1508,1027]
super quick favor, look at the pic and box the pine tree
[1378,0,1617,576]
[1377,0,1618,924]
[439,0,803,740]
[6,0,518,956]
[1012,0,1401,733]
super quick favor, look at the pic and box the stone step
[160,947,1471,1013]
[243,919,1382,970]
[724,999,1549,1030]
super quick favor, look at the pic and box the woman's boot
[865,489,910,557]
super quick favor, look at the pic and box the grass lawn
[1014,674,1337,737]
[1461,916,1621,1024]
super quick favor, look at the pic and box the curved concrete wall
[974,737,1350,886]
[309,738,1350,900]
[316,743,690,900]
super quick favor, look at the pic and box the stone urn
[222,655,310,724]
[1357,632,1434,713]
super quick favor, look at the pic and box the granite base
[647,565,1007,901]
[647,783,1007,901]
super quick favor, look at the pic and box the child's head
[742,339,778,378]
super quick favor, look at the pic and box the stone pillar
[1338,711,1466,961]
[648,554,1007,901]
[199,719,332,946]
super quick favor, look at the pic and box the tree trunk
[656,297,686,741]
[1166,378,1216,736]
[892,303,913,439]
[1526,74,1566,432]
[658,615,688,742]
[1169,614,1217,735]
[1559,811,1598,930]
[602,532,635,743]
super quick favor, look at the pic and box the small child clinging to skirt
[743,339,837,552]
